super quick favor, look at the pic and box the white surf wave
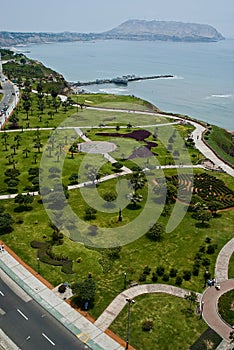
[205,94,232,99]
[99,88,128,94]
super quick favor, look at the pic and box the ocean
[26,39,234,130]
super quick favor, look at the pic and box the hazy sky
[1,0,234,38]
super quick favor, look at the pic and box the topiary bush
[142,320,154,332]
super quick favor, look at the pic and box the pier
[74,74,174,87]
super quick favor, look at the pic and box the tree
[146,222,165,241]
[166,183,177,204]
[72,277,96,309]
[185,291,198,310]
[23,148,31,158]
[127,192,143,208]
[34,141,43,153]
[14,193,34,209]
[103,191,117,202]
[193,209,212,225]
[207,200,222,217]
[69,173,79,185]
[129,171,145,192]
[0,213,14,234]
[14,135,21,148]
[23,100,31,120]
[85,206,97,220]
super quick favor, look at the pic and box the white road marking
[17,308,28,320]
[42,333,55,346]
[0,291,4,296]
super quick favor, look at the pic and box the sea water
[26,39,234,130]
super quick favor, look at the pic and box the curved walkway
[94,284,202,331]
[94,236,234,346]
[202,279,234,342]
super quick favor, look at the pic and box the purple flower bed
[95,129,158,159]
[95,129,151,141]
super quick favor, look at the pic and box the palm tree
[23,100,31,120]
[11,144,17,155]
[34,142,43,153]
[46,146,52,157]
[23,148,31,158]
[6,154,13,165]
[33,153,38,164]
[14,135,21,149]
[12,159,17,170]
[129,171,145,193]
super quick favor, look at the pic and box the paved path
[202,279,234,342]
[95,284,202,331]
[94,235,234,348]
[191,122,234,177]
[215,238,234,283]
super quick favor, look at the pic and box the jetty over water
[74,74,174,87]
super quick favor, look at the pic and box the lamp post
[200,300,204,319]
[125,298,135,350]
[124,272,127,290]
[37,257,40,274]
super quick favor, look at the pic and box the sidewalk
[0,246,124,350]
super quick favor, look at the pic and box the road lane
[0,277,90,350]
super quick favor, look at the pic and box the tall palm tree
[11,144,17,155]
[23,148,31,158]
[14,135,21,149]
[23,100,31,120]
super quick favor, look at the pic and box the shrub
[205,237,211,243]
[156,266,165,276]
[206,245,215,254]
[142,320,154,332]
[192,267,199,276]
[58,284,66,293]
[151,273,158,282]
[199,245,206,253]
[169,268,177,277]
[162,273,169,282]
[175,276,183,286]
[202,257,211,267]
[143,266,151,275]
[139,273,146,282]
[183,270,191,281]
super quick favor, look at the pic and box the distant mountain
[104,20,224,42]
[0,20,224,47]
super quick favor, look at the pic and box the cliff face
[0,20,224,47]
[105,20,224,42]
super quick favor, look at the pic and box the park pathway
[94,236,234,347]
[201,238,234,344]
[94,284,202,331]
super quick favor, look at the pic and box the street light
[123,272,127,290]
[125,298,135,350]
[200,300,204,319]
[37,257,40,274]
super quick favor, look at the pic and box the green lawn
[110,293,207,350]
[0,91,234,350]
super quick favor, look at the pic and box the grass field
[0,91,234,350]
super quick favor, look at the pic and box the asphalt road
[0,274,90,350]
[0,73,17,127]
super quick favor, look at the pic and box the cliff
[104,20,224,42]
[0,20,224,47]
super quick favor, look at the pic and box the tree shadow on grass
[195,222,210,229]
[126,203,142,210]
[14,205,33,212]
